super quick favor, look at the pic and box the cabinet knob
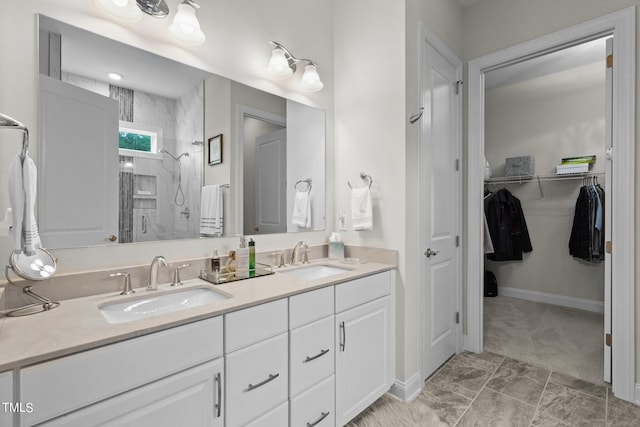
[108,235,118,242]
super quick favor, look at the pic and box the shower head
[160,149,189,161]
[192,140,203,145]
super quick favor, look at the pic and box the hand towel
[351,186,373,231]
[8,155,25,252]
[22,155,42,255]
[200,185,223,236]
[291,190,311,228]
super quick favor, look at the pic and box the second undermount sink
[99,287,231,324]
[277,264,352,281]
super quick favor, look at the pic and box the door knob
[108,235,117,242]
[425,248,440,258]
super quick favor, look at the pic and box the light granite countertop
[0,259,395,372]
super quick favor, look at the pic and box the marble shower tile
[411,381,472,425]
[606,389,640,426]
[536,382,605,426]
[548,371,607,400]
[457,388,535,427]
[429,353,501,399]
[530,411,569,426]
[485,357,550,404]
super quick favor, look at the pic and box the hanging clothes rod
[484,172,605,199]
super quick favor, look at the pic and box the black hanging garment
[569,181,605,262]
[485,188,533,261]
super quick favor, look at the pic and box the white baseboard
[499,286,604,314]
[389,373,422,402]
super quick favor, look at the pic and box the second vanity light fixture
[95,0,205,46]
[267,41,324,93]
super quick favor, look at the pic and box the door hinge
[455,235,460,247]
[455,312,460,324]
[605,241,612,254]
[605,333,612,347]
[455,80,464,95]
[455,158,460,171]
[606,54,613,68]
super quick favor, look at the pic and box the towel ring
[348,172,373,189]
[295,178,312,193]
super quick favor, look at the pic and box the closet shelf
[484,172,605,198]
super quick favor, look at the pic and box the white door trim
[234,105,286,235]
[466,7,635,402]
[418,21,463,384]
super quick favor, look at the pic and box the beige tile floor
[347,352,640,426]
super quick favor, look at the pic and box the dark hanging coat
[485,188,533,261]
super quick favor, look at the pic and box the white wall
[461,0,640,383]
[0,0,334,275]
[485,65,606,302]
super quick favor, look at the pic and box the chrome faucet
[146,255,168,291]
[290,241,310,265]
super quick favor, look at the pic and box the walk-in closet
[482,36,610,385]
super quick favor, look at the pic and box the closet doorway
[466,8,635,402]
[482,35,610,385]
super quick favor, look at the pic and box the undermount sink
[99,287,231,324]
[277,264,352,281]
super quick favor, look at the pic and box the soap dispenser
[329,232,345,260]
[236,236,250,279]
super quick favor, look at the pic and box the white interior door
[254,128,286,234]
[420,37,462,378]
[38,75,119,247]
[603,37,613,384]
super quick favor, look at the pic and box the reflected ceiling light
[95,0,143,22]
[96,0,206,46]
[107,72,123,81]
[267,41,324,92]
[169,0,206,46]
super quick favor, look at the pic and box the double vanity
[0,257,395,427]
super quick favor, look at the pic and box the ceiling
[39,16,209,99]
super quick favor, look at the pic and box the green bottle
[249,238,256,272]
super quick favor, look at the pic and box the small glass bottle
[249,238,256,272]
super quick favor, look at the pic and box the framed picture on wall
[208,134,223,165]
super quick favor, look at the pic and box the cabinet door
[335,296,393,426]
[0,371,13,427]
[40,359,224,427]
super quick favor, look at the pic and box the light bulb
[300,64,324,92]
[267,48,293,79]
[95,0,142,22]
[169,3,206,46]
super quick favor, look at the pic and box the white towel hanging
[200,185,224,236]
[351,186,373,231]
[292,190,311,228]
[8,154,42,254]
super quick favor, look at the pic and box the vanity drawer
[225,298,288,353]
[290,375,335,427]
[290,315,334,396]
[20,316,222,426]
[335,271,391,313]
[226,332,288,427]
[245,401,288,427]
[289,285,334,329]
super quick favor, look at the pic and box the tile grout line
[528,369,552,427]
[453,355,506,426]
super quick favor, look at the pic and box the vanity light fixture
[95,0,206,46]
[267,41,324,92]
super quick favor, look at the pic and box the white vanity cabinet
[1,370,14,427]
[335,271,394,426]
[289,286,335,427]
[224,299,289,427]
[19,316,224,427]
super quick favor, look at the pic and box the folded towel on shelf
[200,185,224,236]
[292,190,311,228]
[351,186,373,231]
[8,154,42,254]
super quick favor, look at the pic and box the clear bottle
[329,232,344,260]
[210,249,221,284]
[236,236,250,279]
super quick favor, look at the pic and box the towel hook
[348,172,373,189]
[294,178,312,193]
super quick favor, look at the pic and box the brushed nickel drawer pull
[340,321,346,351]
[307,411,330,427]
[214,372,222,418]
[304,348,330,363]
[245,373,279,392]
